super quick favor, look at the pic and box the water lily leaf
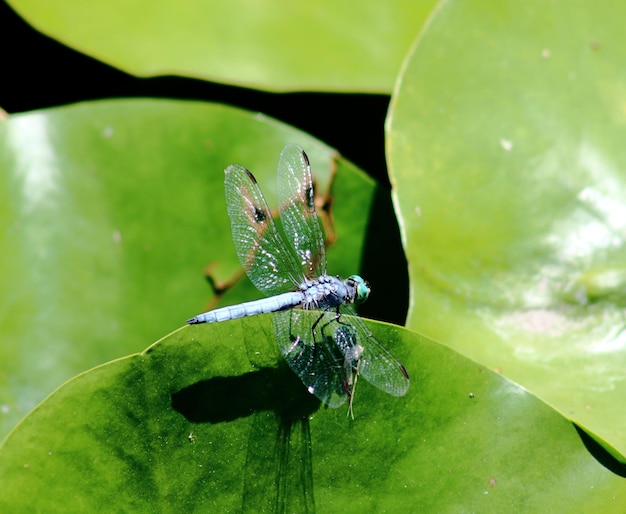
[1,320,622,511]
[7,0,436,92]
[387,0,626,458]
[0,99,382,439]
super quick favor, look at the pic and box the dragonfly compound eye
[349,275,371,304]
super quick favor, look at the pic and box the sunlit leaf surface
[1,320,623,511]
[388,0,626,458]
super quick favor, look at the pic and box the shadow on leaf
[171,363,321,424]
[574,424,626,477]
[171,364,320,512]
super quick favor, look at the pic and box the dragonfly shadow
[172,364,320,512]
[171,363,321,424]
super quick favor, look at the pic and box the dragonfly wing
[276,145,327,279]
[225,164,302,296]
[274,310,348,408]
[337,307,410,398]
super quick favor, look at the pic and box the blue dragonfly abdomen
[187,291,304,323]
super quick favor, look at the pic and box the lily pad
[7,0,436,92]
[0,98,384,440]
[387,0,626,458]
[1,319,623,511]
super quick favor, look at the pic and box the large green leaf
[1,319,623,511]
[7,0,436,92]
[0,99,385,440]
[387,0,626,458]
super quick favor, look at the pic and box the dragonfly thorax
[299,274,371,310]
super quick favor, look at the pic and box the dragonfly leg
[311,308,331,334]
[315,308,363,418]
[312,307,338,348]
[314,307,348,346]
[347,358,361,420]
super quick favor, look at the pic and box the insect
[187,145,409,413]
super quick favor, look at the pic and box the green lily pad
[0,98,383,440]
[387,0,626,458]
[7,0,435,92]
[1,319,623,511]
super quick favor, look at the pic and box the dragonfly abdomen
[187,291,303,324]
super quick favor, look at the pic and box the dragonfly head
[347,275,371,304]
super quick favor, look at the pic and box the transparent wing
[336,307,410,397]
[276,145,327,279]
[274,310,349,408]
[225,164,303,296]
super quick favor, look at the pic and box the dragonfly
[187,144,409,413]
